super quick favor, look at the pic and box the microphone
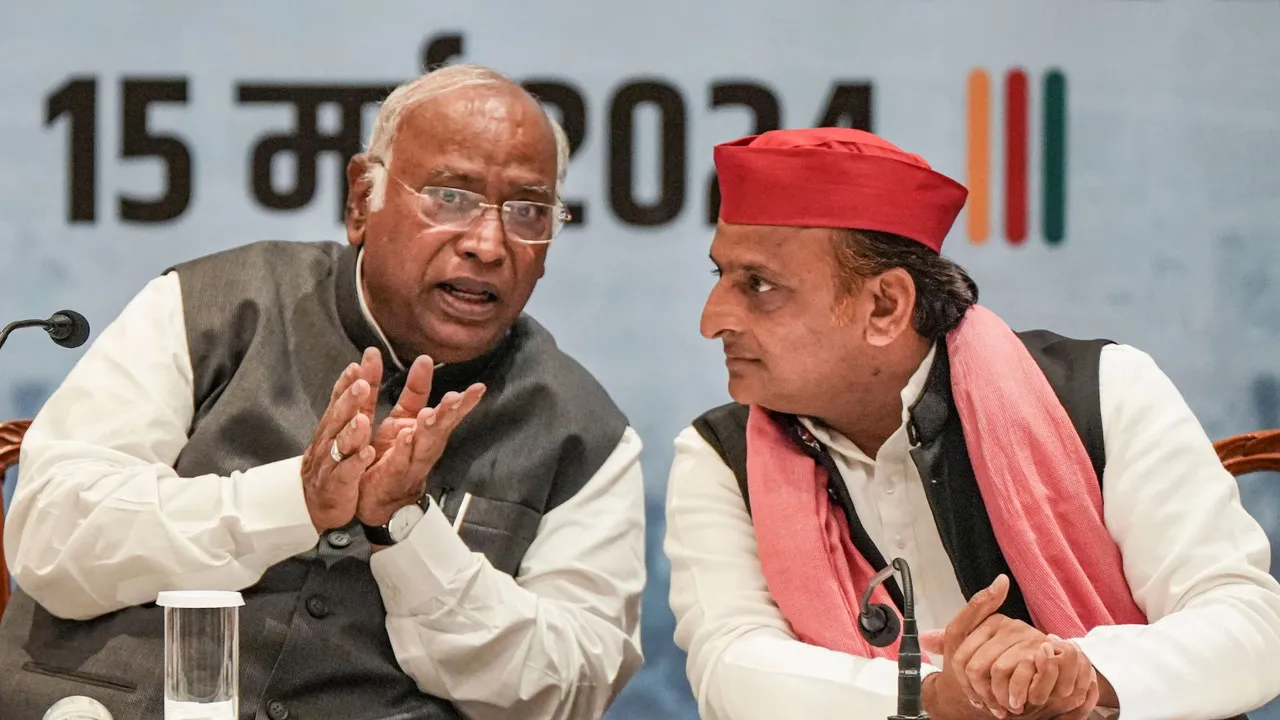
[858,557,928,720]
[42,695,114,719]
[0,310,91,351]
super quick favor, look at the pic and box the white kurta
[665,343,1280,720]
[4,267,647,720]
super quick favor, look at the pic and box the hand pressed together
[300,347,485,533]
[356,352,485,527]
[921,575,1101,719]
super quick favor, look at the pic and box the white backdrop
[2,2,1279,717]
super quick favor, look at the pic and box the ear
[862,268,916,347]
[345,153,375,247]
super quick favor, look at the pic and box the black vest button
[305,596,330,619]
[267,700,289,720]
[326,530,352,549]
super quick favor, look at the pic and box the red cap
[713,128,968,252]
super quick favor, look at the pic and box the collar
[354,247,408,372]
[800,343,938,460]
[900,342,938,419]
[904,340,952,446]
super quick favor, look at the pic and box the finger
[320,377,372,441]
[361,426,415,490]
[334,412,373,459]
[1082,674,1101,716]
[435,383,486,431]
[1067,642,1095,702]
[390,355,435,420]
[1026,642,1060,707]
[329,443,374,490]
[316,377,372,447]
[413,385,486,447]
[404,405,450,479]
[358,347,383,416]
[391,417,442,497]
[328,363,362,405]
[401,387,477,476]
[988,635,1039,707]
[1056,674,1100,720]
[943,574,1010,657]
[1052,639,1091,700]
[949,617,999,708]
[1000,640,1042,714]
[960,621,1032,713]
[376,416,416,448]
[920,629,945,657]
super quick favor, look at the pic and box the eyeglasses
[389,175,571,245]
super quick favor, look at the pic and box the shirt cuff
[235,455,319,554]
[1071,628,1139,713]
[369,498,479,615]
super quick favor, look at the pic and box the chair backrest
[0,419,31,618]
[1214,429,1280,476]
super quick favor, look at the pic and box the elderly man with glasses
[0,64,646,720]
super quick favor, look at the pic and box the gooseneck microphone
[0,310,91,351]
[858,557,928,720]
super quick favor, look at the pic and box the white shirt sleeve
[369,426,647,720]
[664,425,940,720]
[1075,344,1280,719]
[3,272,320,621]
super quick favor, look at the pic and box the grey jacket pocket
[22,661,139,694]
[442,494,543,576]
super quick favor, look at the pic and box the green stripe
[1042,69,1067,245]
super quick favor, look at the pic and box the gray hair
[363,63,570,211]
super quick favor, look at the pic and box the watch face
[387,503,426,543]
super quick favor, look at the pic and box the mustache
[719,341,758,359]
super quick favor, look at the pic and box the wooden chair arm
[1214,429,1280,476]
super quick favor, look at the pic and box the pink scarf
[746,305,1148,659]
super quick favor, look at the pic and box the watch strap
[360,520,395,546]
[361,497,430,545]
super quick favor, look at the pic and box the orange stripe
[966,68,991,244]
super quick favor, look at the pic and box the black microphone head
[46,310,90,348]
[857,603,902,648]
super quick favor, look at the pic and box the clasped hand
[921,575,1101,719]
[299,347,485,533]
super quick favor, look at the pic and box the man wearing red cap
[665,128,1280,719]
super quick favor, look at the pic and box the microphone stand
[858,557,928,720]
[0,319,50,352]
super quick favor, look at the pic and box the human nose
[454,206,506,264]
[700,281,735,339]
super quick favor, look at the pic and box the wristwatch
[361,500,427,546]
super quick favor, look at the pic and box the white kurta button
[885,486,896,495]
[895,534,906,549]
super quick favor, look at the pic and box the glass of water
[156,590,242,720]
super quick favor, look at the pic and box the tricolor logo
[965,67,1067,246]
